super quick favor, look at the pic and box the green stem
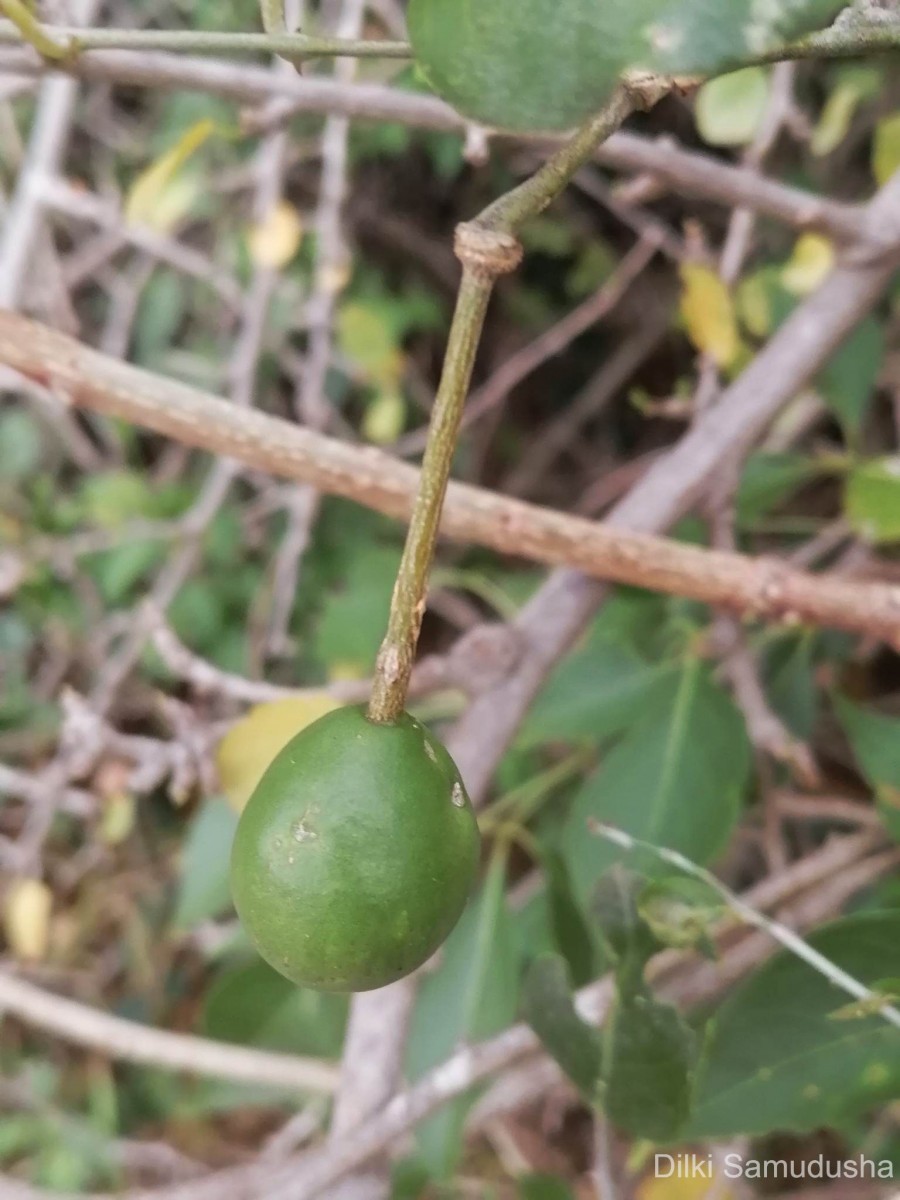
[0,0,71,59]
[367,88,646,724]
[0,19,410,59]
[479,89,638,234]
[368,269,494,724]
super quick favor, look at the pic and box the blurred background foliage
[1,1,900,1196]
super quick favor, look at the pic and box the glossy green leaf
[845,458,900,544]
[408,0,844,132]
[406,851,521,1178]
[561,660,749,906]
[602,989,698,1140]
[522,954,603,1098]
[689,914,900,1137]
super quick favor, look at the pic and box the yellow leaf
[3,877,52,961]
[248,201,304,269]
[873,111,900,186]
[338,302,403,386]
[781,233,835,296]
[125,119,217,232]
[362,389,406,444]
[737,272,772,338]
[216,695,340,812]
[99,793,136,846]
[638,1169,732,1200]
[679,263,740,369]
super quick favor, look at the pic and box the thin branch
[0,19,409,59]
[593,823,900,1030]
[0,48,875,244]
[446,168,900,802]
[3,311,900,651]
[0,970,340,1093]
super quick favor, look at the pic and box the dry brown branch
[0,970,340,1094]
[2,311,900,653]
[0,47,874,242]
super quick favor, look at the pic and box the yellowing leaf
[125,119,217,232]
[781,233,835,296]
[873,111,900,186]
[638,1170,732,1200]
[99,793,136,846]
[3,877,52,961]
[679,264,740,369]
[216,695,340,812]
[362,389,406,444]
[811,67,881,158]
[737,272,772,338]
[248,201,304,269]
[338,302,403,387]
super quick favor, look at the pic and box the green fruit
[230,704,480,992]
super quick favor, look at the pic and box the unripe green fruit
[229,704,480,992]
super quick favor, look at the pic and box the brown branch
[0,970,340,1094]
[0,47,874,243]
[2,310,900,653]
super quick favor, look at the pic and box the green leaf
[79,469,155,530]
[591,864,658,967]
[818,317,884,441]
[845,458,900,544]
[520,1175,576,1200]
[520,645,675,748]
[561,660,749,906]
[172,799,238,930]
[873,111,900,186]
[313,544,398,673]
[408,0,843,132]
[602,989,697,1140]
[695,68,770,147]
[689,914,900,1137]
[406,851,521,1178]
[544,851,596,986]
[736,453,822,526]
[833,694,900,839]
[522,954,603,1098]
[0,409,43,481]
[203,959,347,1057]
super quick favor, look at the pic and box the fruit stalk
[367,88,645,725]
[367,244,514,724]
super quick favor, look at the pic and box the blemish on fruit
[292,815,318,842]
[451,781,465,808]
[802,1084,821,1101]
